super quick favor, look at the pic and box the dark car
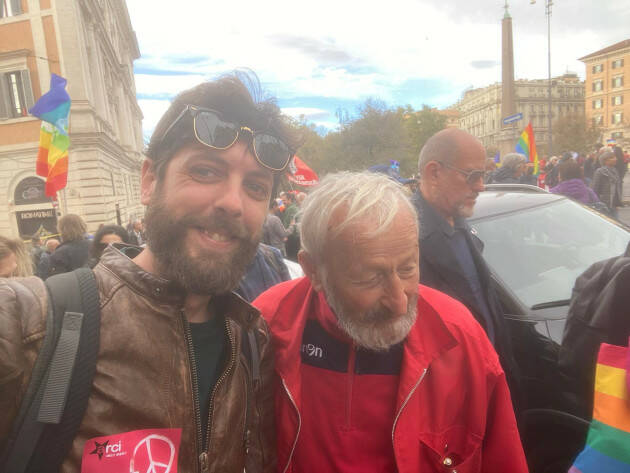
[468,184,630,473]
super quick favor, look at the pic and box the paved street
[618,178,630,227]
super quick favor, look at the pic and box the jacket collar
[272,279,458,408]
[413,191,470,239]
[98,244,259,325]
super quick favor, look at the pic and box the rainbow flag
[569,342,630,473]
[515,121,538,174]
[29,74,70,197]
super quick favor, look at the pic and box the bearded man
[413,129,522,412]
[254,172,528,473]
[0,73,301,472]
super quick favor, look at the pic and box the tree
[552,113,601,155]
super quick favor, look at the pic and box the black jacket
[48,239,90,277]
[559,250,630,419]
[412,192,521,407]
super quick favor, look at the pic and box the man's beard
[143,194,259,295]
[455,193,479,218]
[321,272,418,351]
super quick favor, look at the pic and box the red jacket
[254,278,528,473]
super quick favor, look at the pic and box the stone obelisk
[501,1,516,123]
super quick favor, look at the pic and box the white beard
[321,273,418,351]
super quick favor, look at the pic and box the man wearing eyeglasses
[413,128,521,409]
[0,73,299,472]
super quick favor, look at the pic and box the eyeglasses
[439,162,486,185]
[160,105,294,172]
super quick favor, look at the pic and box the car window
[470,199,630,309]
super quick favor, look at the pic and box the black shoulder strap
[240,327,261,384]
[1,268,100,473]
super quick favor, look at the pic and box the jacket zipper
[391,368,428,447]
[281,377,301,473]
[346,345,356,428]
[181,311,204,473]
[204,318,236,467]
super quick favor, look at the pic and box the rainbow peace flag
[569,341,630,473]
[29,74,70,197]
[515,121,538,174]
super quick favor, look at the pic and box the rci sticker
[81,428,181,473]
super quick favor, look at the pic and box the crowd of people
[1,72,628,473]
[485,145,629,219]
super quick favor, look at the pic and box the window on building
[0,70,35,119]
[592,64,603,73]
[574,89,581,97]
[612,132,624,139]
[612,76,624,88]
[0,0,22,17]
[612,112,623,125]
[593,80,603,92]
[593,99,603,109]
[612,95,624,106]
[612,59,624,69]
[593,115,603,126]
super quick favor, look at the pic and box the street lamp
[531,0,553,157]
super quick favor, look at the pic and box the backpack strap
[1,268,100,473]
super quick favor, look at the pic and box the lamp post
[531,0,553,156]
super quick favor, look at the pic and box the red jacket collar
[261,278,459,411]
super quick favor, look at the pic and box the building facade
[579,39,630,149]
[0,0,143,240]
[456,74,585,157]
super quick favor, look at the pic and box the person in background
[255,171,527,473]
[236,242,291,302]
[262,199,290,255]
[545,156,560,188]
[614,145,627,183]
[519,162,538,186]
[282,192,300,261]
[0,236,33,277]
[583,150,597,186]
[490,152,527,184]
[48,214,91,277]
[29,236,44,269]
[550,159,600,205]
[36,237,60,279]
[280,191,298,228]
[414,128,521,408]
[592,149,622,219]
[485,158,497,183]
[128,219,145,246]
[88,224,130,268]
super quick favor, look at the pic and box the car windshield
[470,199,630,309]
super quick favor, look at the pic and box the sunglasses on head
[439,162,486,185]
[160,105,294,172]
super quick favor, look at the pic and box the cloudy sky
[126,0,629,138]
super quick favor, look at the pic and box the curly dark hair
[90,225,130,259]
[145,70,303,180]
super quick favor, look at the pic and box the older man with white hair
[254,171,527,473]
[490,152,528,184]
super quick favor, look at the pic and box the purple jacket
[550,179,599,204]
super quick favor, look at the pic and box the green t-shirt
[189,313,226,436]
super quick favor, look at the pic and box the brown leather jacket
[0,246,275,472]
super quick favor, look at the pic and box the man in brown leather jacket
[0,72,301,472]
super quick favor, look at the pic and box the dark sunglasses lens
[195,112,239,148]
[254,134,291,170]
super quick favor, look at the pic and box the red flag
[287,156,318,186]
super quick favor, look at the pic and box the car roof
[471,184,566,221]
